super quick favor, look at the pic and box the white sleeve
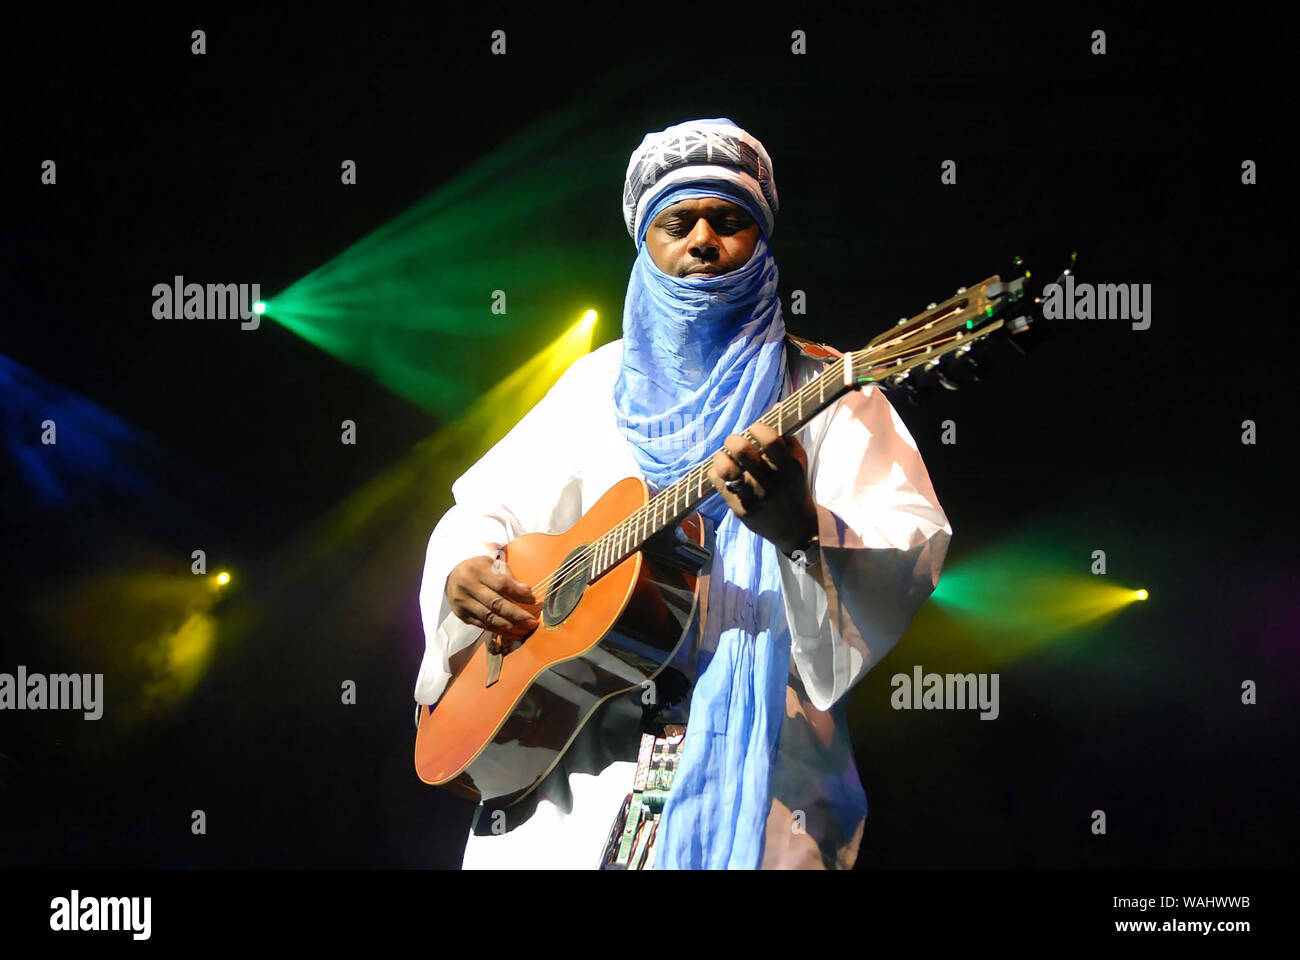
[413,355,593,706]
[776,384,952,711]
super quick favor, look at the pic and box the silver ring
[725,478,747,495]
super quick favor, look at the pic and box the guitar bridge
[484,636,505,687]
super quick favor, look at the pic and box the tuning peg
[1003,312,1055,355]
[883,367,927,405]
[908,358,942,395]
[938,341,989,387]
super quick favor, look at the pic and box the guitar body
[414,476,710,808]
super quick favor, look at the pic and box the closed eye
[660,216,751,238]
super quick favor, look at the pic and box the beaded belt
[598,725,687,870]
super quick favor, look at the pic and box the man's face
[645,198,760,279]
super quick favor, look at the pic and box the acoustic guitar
[416,251,1074,806]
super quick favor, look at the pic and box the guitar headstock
[854,249,1077,404]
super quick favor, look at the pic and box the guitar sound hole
[542,544,592,628]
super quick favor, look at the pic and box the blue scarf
[612,181,791,868]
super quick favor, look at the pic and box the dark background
[1,3,1294,869]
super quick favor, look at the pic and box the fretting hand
[706,421,817,556]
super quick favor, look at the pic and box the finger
[743,422,785,471]
[457,608,490,632]
[784,435,808,472]
[707,461,760,513]
[706,462,740,512]
[733,432,775,476]
[450,599,492,632]
[743,423,809,480]
[711,447,746,493]
[469,585,539,629]
[722,437,770,497]
[745,422,780,447]
[484,563,537,604]
[464,595,535,636]
[718,444,746,475]
[710,449,752,507]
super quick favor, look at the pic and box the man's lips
[686,268,718,277]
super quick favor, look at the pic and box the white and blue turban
[621,118,779,246]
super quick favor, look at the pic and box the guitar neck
[589,351,869,580]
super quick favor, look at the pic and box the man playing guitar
[416,118,951,869]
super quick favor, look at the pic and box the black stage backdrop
[1,0,1294,892]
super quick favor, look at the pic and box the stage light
[216,571,231,586]
[256,93,643,421]
[253,301,267,314]
[927,534,1158,660]
[278,305,600,579]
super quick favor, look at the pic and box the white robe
[415,337,952,868]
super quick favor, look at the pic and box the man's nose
[687,220,720,260]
